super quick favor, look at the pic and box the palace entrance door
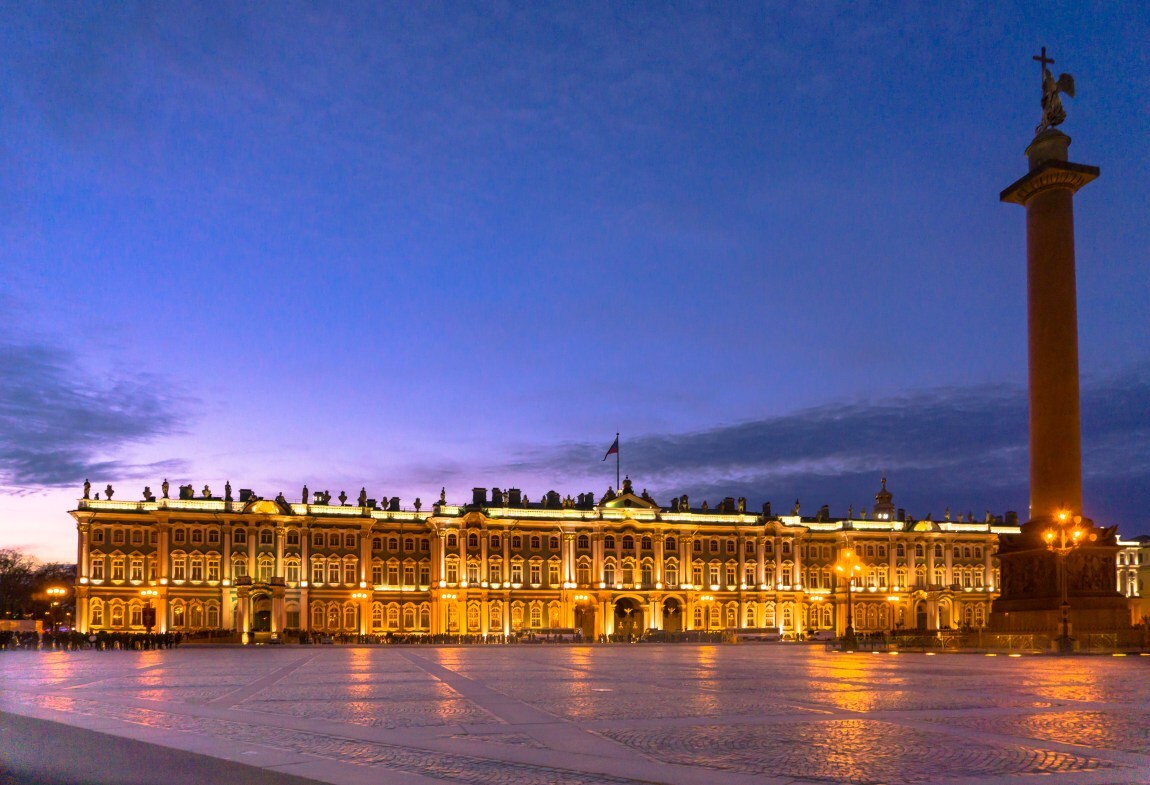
[614,598,643,639]
[662,598,683,632]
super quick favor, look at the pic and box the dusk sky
[3,3,1148,562]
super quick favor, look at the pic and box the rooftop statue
[1033,47,1076,135]
[83,479,90,499]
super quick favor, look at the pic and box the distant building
[70,477,1138,640]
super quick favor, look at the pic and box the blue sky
[2,2,1148,561]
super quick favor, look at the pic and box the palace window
[744,565,755,587]
[327,560,340,584]
[549,536,560,550]
[170,529,182,544]
[548,562,560,586]
[387,605,399,629]
[284,559,298,584]
[604,562,616,585]
[111,604,124,627]
[467,560,480,584]
[745,540,755,554]
[90,602,104,626]
[313,532,324,548]
[621,536,634,551]
[896,543,905,558]
[693,540,701,552]
[490,535,501,549]
[726,540,735,554]
[692,565,703,586]
[725,565,737,586]
[344,534,355,548]
[665,536,676,551]
[191,556,205,582]
[511,560,523,584]
[259,529,273,546]
[604,535,615,550]
[169,557,183,582]
[404,537,414,551]
[92,529,105,544]
[641,562,653,586]
[446,533,458,548]
[386,563,398,586]
[130,558,143,583]
[468,532,479,548]
[343,560,357,584]
[234,528,246,545]
[529,604,542,628]
[233,557,247,579]
[312,604,324,629]
[258,557,273,583]
[446,559,459,584]
[191,529,203,545]
[708,564,720,586]
[208,529,220,545]
[91,557,105,581]
[664,563,678,586]
[529,562,542,585]
[709,539,718,553]
[388,537,398,550]
[577,534,590,550]
[641,536,652,551]
[311,559,324,584]
[371,562,383,585]
[131,529,144,545]
[488,561,502,584]
[576,560,591,585]
[530,536,541,550]
[419,563,430,585]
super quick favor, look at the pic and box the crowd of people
[0,630,184,651]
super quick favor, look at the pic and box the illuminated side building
[70,477,1135,640]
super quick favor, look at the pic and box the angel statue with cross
[1034,47,1076,135]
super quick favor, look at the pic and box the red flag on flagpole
[602,435,619,461]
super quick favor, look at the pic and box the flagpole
[615,432,620,490]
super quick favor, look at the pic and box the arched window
[490,603,502,629]
[207,603,221,628]
[468,532,479,548]
[419,606,430,628]
[665,536,676,551]
[604,535,616,550]
[781,603,793,629]
[549,536,560,550]
[110,603,124,628]
[404,606,416,629]
[387,605,399,629]
[577,534,590,550]
[404,537,414,551]
[372,603,384,630]
[259,529,273,546]
[530,536,541,550]
[446,533,458,548]
[90,600,105,627]
[171,602,185,628]
[286,529,299,546]
[467,603,480,632]
[342,604,356,630]
[529,603,542,628]
[641,536,652,551]
[311,603,324,629]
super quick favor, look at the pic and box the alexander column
[991,49,1128,639]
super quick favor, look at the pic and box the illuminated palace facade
[71,478,1140,639]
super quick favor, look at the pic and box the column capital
[1001,160,1099,205]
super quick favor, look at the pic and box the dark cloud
[0,340,194,490]
[499,365,1150,533]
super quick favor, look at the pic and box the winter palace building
[70,477,1142,640]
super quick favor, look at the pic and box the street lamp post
[699,594,714,634]
[140,589,159,634]
[45,587,67,633]
[835,548,863,650]
[1043,510,1095,654]
[351,591,369,641]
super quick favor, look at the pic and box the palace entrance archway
[614,597,643,639]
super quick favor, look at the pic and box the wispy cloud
[0,340,195,490]
[483,366,1150,530]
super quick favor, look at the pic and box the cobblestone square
[3,645,1150,785]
